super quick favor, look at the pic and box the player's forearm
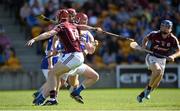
[77,24,95,30]
[142,37,148,48]
[170,49,180,58]
[34,31,55,41]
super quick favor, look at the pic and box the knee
[157,69,163,76]
[153,69,163,76]
[92,73,99,81]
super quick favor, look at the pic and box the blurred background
[0,0,179,90]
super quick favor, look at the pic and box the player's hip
[145,54,166,71]
[58,52,84,69]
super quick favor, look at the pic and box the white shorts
[145,54,166,72]
[67,63,87,76]
[58,52,84,70]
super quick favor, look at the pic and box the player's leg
[151,61,165,90]
[33,62,70,105]
[137,54,161,102]
[146,63,162,91]
[38,52,84,105]
[45,62,70,96]
[43,74,70,105]
[71,64,99,104]
[43,75,62,105]
[68,75,79,92]
[151,73,163,89]
[79,65,99,87]
[137,64,161,102]
[33,69,49,98]
[144,57,165,99]
[68,75,79,87]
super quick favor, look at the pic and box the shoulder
[170,33,179,43]
[170,33,177,39]
[149,30,160,35]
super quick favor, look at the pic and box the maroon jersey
[54,21,81,53]
[147,30,179,57]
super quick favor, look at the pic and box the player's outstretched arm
[75,24,102,32]
[26,30,57,46]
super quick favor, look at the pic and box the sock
[147,85,152,91]
[50,90,57,99]
[73,84,85,95]
[36,92,45,99]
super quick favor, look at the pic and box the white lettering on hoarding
[120,73,177,84]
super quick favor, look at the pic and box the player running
[137,20,180,103]
[42,12,99,105]
[33,34,69,100]
[69,13,100,104]
[26,9,102,105]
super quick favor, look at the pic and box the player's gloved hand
[26,39,35,46]
[167,56,175,62]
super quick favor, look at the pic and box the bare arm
[26,30,57,46]
[75,24,102,32]
[34,30,57,41]
[169,40,180,59]
[141,36,149,49]
[167,36,180,61]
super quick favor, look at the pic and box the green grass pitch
[0,89,180,110]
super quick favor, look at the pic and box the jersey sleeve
[172,36,179,50]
